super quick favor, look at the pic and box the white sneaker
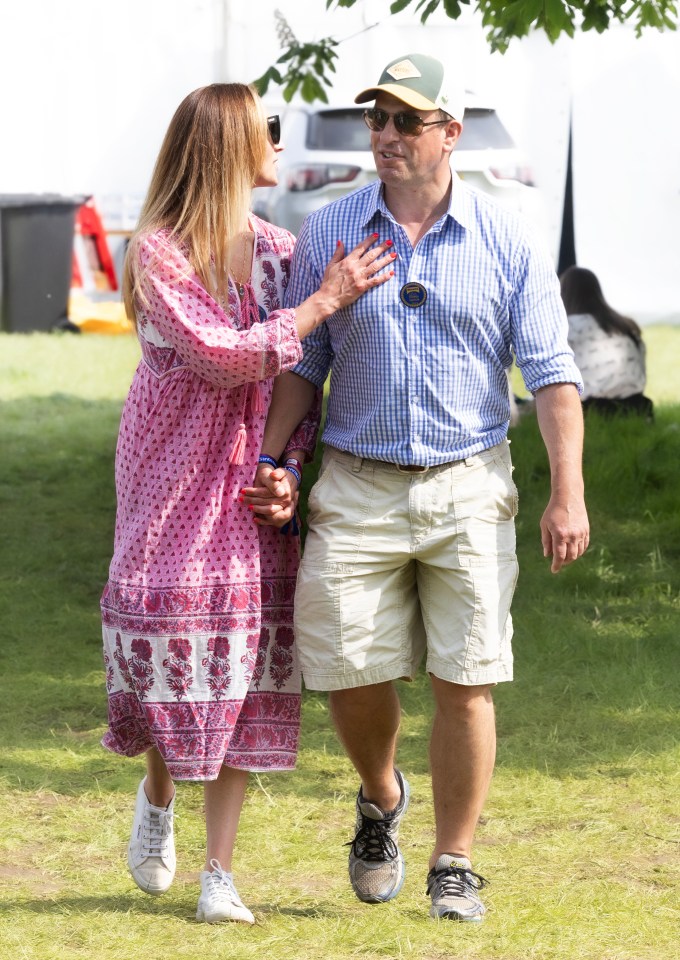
[196,859,255,924]
[127,777,176,896]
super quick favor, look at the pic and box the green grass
[1,330,679,959]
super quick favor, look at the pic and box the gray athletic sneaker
[426,854,488,921]
[347,769,410,903]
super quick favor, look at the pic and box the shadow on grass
[1,397,679,796]
[2,892,346,921]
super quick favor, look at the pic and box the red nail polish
[391,252,398,259]
[386,240,393,246]
[372,233,379,239]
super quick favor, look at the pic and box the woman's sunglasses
[363,108,450,138]
[267,115,281,145]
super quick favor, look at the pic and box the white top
[567,312,646,400]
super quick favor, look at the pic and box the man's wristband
[283,464,302,485]
[258,454,278,470]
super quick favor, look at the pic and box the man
[247,53,589,921]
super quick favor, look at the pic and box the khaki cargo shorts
[294,442,518,690]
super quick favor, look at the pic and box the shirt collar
[363,172,475,232]
[360,180,384,229]
[447,173,475,232]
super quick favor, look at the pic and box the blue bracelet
[258,454,278,469]
[284,464,302,485]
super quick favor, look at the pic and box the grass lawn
[1,330,679,959]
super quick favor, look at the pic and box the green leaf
[283,76,301,103]
[252,66,282,96]
[522,0,543,23]
[277,47,299,65]
[419,0,441,23]
[442,0,464,17]
[301,73,320,103]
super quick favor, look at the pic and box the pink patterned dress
[101,217,317,780]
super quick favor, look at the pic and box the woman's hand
[319,234,397,311]
[294,234,397,339]
[240,464,299,528]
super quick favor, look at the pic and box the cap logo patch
[386,59,422,81]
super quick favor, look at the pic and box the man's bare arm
[240,372,317,527]
[260,372,317,461]
[534,382,590,573]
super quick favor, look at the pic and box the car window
[306,110,371,151]
[303,107,515,152]
[457,109,515,150]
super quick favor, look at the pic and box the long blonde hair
[123,83,268,323]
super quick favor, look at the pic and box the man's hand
[540,496,590,574]
[240,464,299,528]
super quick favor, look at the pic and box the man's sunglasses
[363,108,450,137]
[267,115,281,145]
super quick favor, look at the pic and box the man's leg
[425,677,495,921]
[330,681,410,903]
[428,677,496,866]
[329,681,402,810]
[295,451,422,902]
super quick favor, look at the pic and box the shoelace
[347,814,399,862]
[205,859,241,902]
[142,807,174,857]
[426,864,488,898]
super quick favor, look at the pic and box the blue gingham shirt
[286,176,582,464]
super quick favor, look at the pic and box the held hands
[540,495,590,574]
[319,234,397,312]
[240,463,299,529]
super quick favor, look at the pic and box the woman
[559,266,652,418]
[100,83,394,924]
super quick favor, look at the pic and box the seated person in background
[559,266,653,418]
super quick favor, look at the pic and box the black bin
[0,194,87,332]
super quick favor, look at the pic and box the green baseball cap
[354,53,465,122]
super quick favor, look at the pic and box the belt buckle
[396,464,429,474]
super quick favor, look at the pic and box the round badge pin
[400,282,428,308]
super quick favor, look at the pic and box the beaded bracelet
[284,464,302,485]
[258,454,278,470]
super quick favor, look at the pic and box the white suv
[253,99,540,236]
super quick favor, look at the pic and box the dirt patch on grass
[0,864,63,895]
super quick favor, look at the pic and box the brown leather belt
[330,448,466,476]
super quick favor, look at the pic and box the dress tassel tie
[251,381,265,415]
[228,270,265,465]
[229,422,247,465]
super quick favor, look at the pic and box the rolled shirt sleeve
[509,231,583,395]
